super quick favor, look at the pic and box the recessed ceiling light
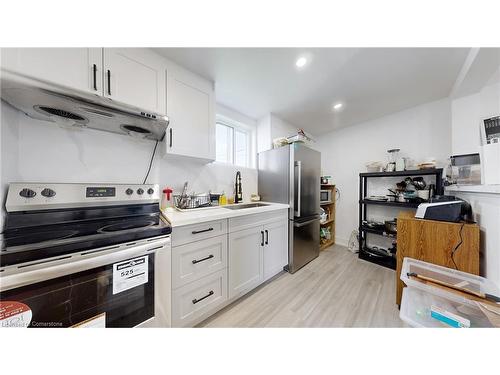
[295,57,308,68]
[333,103,343,111]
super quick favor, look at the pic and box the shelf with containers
[320,184,336,251]
[358,168,444,270]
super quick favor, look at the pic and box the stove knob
[41,188,56,198]
[147,188,154,195]
[125,188,134,195]
[137,188,144,195]
[19,188,36,198]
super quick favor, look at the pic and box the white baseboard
[335,236,349,247]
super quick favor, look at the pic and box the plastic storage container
[399,258,500,328]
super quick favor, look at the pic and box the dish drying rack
[173,193,212,210]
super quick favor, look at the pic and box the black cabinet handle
[261,231,264,246]
[192,290,214,304]
[192,254,214,264]
[192,227,214,235]
[169,128,173,148]
[107,70,111,95]
[92,64,97,91]
[265,229,269,245]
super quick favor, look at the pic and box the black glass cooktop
[0,203,171,267]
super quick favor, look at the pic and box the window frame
[215,114,255,168]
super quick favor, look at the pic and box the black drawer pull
[265,229,269,245]
[192,290,214,304]
[107,69,111,95]
[92,64,97,91]
[192,227,214,235]
[261,231,264,246]
[192,254,214,264]
[169,128,173,148]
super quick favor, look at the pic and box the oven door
[0,238,169,328]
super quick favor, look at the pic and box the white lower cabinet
[172,235,227,289]
[263,219,288,282]
[168,209,289,327]
[228,226,264,299]
[172,269,227,327]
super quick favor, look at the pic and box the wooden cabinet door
[165,63,215,161]
[263,219,288,281]
[1,48,102,95]
[228,226,264,299]
[103,48,166,114]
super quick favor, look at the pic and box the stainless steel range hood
[0,69,169,141]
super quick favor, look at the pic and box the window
[215,118,252,167]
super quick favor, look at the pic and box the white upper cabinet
[103,48,166,114]
[165,62,215,161]
[1,48,103,95]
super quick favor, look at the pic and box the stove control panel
[6,183,160,212]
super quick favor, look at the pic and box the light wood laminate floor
[199,244,404,327]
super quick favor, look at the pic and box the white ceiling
[154,48,470,135]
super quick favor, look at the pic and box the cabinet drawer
[172,235,227,289]
[172,269,227,327]
[172,219,227,247]
[229,209,287,233]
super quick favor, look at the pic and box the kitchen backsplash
[0,102,258,228]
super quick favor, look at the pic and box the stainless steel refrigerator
[258,143,321,273]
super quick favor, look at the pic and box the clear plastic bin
[400,287,494,327]
[400,258,500,328]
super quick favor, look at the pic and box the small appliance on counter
[450,153,481,185]
[415,198,473,223]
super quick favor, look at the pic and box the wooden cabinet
[1,48,103,95]
[263,219,288,281]
[164,62,215,161]
[103,48,166,114]
[228,226,264,299]
[396,212,480,305]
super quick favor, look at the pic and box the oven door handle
[0,237,171,292]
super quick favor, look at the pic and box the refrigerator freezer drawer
[289,217,320,273]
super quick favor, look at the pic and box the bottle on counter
[219,192,227,206]
[161,187,173,211]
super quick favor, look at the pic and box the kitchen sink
[223,203,270,210]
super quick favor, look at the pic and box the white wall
[0,101,258,229]
[450,80,500,287]
[316,98,452,246]
[257,113,298,152]
[451,82,500,155]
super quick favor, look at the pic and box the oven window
[320,191,330,201]
[0,254,155,328]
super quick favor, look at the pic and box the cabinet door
[165,63,215,161]
[228,226,264,299]
[263,219,288,281]
[103,48,166,114]
[1,48,102,95]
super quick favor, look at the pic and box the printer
[415,200,470,222]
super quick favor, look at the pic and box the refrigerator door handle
[295,160,302,217]
[293,217,319,227]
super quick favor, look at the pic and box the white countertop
[161,202,290,227]
[445,185,500,194]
